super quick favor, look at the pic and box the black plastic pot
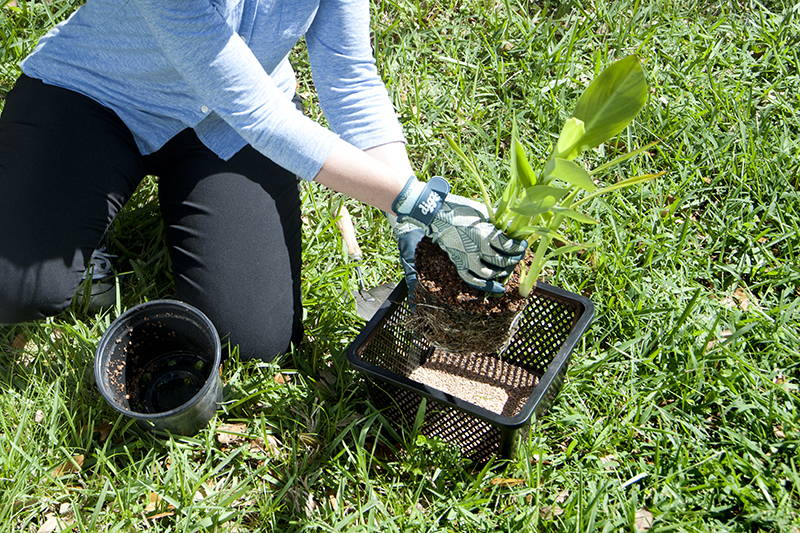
[94,299,222,435]
[346,280,594,463]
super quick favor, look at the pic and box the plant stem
[519,236,549,297]
[519,212,566,297]
[474,174,495,221]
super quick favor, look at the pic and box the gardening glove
[391,176,528,294]
[385,212,425,297]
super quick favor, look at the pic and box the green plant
[448,55,663,296]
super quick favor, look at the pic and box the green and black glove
[391,176,527,294]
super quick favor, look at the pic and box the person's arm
[364,142,414,177]
[305,0,413,211]
[131,0,410,212]
[306,0,406,154]
[131,0,340,181]
[314,141,408,213]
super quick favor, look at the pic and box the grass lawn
[1,0,799,531]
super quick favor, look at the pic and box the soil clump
[410,237,529,353]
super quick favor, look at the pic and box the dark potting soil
[106,322,205,413]
[414,237,528,316]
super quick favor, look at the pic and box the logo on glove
[418,192,442,215]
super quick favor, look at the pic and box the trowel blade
[354,282,397,320]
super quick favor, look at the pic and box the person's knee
[0,259,78,324]
[197,301,303,362]
[228,315,304,362]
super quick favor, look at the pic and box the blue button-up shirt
[21,0,405,180]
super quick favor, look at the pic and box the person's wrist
[390,176,424,217]
[391,176,451,227]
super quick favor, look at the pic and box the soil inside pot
[106,322,209,414]
[410,237,530,353]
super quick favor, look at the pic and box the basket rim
[345,280,595,430]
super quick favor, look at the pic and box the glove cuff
[391,176,451,227]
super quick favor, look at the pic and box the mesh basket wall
[349,283,591,462]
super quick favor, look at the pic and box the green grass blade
[550,206,599,224]
[572,171,666,207]
[588,140,660,176]
[445,134,494,218]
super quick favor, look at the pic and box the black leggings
[0,75,303,360]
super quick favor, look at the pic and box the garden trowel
[335,204,396,320]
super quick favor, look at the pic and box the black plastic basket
[345,280,594,462]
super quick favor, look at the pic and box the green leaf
[573,171,665,207]
[571,55,649,150]
[548,158,597,191]
[551,206,599,224]
[445,134,481,178]
[546,242,599,258]
[510,185,568,217]
[495,178,518,226]
[513,226,570,242]
[555,117,586,160]
[589,140,659,176]
[511,126,536,188]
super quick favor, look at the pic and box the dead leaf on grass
[146,511,174,520]
[249,435,282,458]
[194,479,217,502]
[35,410,45,423]
[555,490,570,503]
[774,425,786,439]
[37,514,59,533]
[144,492,160,513]
[540,505,564,519]
[530,452,550,464]
[489,477,525,487]
[49,328,64,342]
[732,287,751,310]
[51,454,85,478]
[94,422,112,443]
[274,373,291,385]
[304,492,318,516]
[599,454,616,465]
[36,513,72,533]
[58,502,71,516]
[705,329,733,351]
[11,333,27,350]
[216,423,248,446]
[327,493,338,511]
[635,508,654,531]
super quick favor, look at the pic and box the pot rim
[94,299,222,420]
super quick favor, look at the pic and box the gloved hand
[386,213,425,296]
[391,176,527,294]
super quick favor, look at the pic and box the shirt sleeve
[306,0,406,150]
[130,0,340,180]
